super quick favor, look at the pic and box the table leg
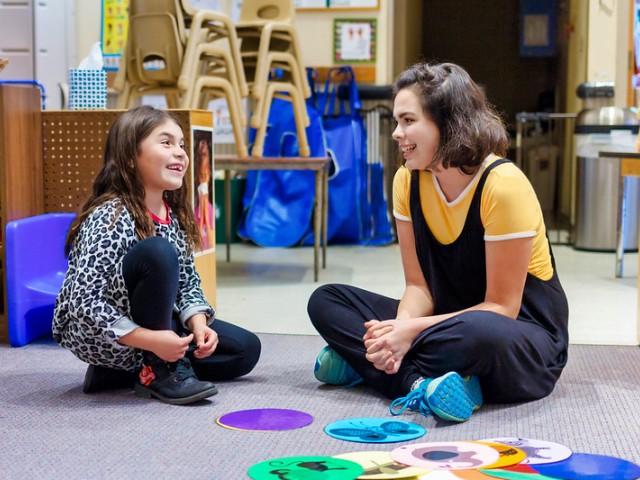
[224,169,231,263]
[314,169,322,282]
[615,174,627,278]
[322,168,328,269]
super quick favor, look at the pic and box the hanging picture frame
[333,18,377,63]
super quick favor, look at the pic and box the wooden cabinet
[0,85,44,342]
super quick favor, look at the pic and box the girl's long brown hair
[65,106,200,254]
[393,62,509,174]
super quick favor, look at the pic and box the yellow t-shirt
[393,156,553,280]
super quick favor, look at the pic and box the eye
[161,139,171,146]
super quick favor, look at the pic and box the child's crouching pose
[53,106,261,405]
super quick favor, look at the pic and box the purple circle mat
[217,408,314,431]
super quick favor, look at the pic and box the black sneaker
[134,353,218,405]
[83,365,136,394]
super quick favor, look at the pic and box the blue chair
[5,213,76,347]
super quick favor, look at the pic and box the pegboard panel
[42,110,192,213]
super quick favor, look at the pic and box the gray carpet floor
[1,334,639,479]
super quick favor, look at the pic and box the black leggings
[122,237,261,380]
[308,283,563,404]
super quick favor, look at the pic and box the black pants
[308,283,563,403]
[122,237,261,380]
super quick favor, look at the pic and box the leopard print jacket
[52,198,214,371]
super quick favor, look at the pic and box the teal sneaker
[425,372,479,422]
[463,375,483,409]
[389,372,482,423]
[389,380,432,417]
[313,346,362,386]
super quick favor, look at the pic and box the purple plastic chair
[5,213,76,347]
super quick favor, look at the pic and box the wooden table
[215,155,330,281]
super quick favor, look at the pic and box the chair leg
[251,86,276,157]
[289,87,310,157]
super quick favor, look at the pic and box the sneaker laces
[389,380,432,417]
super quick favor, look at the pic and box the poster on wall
[191,126,216,255]
[207,98,238,144]
[519,0,556,57]
[101,0,129,71]
[330,0,378,8]
[334,18,376,63]
[296,0,327,7]
[296,0,379,8]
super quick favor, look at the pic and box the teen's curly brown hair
[393,62,509,174]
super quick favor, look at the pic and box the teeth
[401,145,416,153]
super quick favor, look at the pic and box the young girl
[53,106,261,405]
[308,62,568,422]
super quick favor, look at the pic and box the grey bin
[574,106,639,251]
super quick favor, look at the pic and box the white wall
[294,0,393,84]
[75,0,101,64]
[587,0,631,107]
[35,0,76,109]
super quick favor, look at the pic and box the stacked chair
[114,0,311,158]
[235,0,311,156]
[114,0,249,157]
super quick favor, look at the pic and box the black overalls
[308,160,569,403]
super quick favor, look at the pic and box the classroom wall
[420,0,558,128]
[294,0,393,84]
[75,0,101,65]
[566,0,631,111]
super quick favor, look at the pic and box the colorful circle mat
[474,441,527,470]
[480,438,572,465]
[391,441,500,470]
[333,451,428,479]
[532,452,640,480]
[216,408,313,431]
[247,455,363,480]
[324,417,427,444]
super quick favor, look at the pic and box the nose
[392,123,402,142]
[174,145,186,158]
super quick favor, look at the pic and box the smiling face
[392,87,440,171]
[136,119,188,197]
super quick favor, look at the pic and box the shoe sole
[134,383,218,405]
[426,372,476,422]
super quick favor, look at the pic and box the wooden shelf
[0,85,43,342]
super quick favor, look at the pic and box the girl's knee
[133,237,179,271]
[307,284,338,327]
[236,331,262,377]
[455,312,513,355]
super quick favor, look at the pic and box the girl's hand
[192,325,219,359]
[150,331,193,362]
[363,320,416,374]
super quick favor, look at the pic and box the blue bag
[316,66,369,244]
[238,94,327,247]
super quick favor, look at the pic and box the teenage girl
[309,62,568,422]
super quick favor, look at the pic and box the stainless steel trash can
[574,107,639,250]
